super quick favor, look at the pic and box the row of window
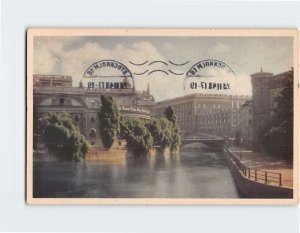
[199,114,230,119]
[199,119,231,125]
[198,109,232,114]
[179,121,193,127]
[241,119,252,126]
[177,111,192,117]
[173,104,193,111]
[199,126,231,132]
[197,103,230,109]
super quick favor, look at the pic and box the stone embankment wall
[224,149,293,199]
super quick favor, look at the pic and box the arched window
[89,128,96,138]
[75,115,80,122]
[91,116,95,122]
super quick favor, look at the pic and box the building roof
[33,74,72,81]
[156,93,252,105]
[250,68,293,79]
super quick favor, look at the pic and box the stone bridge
[180,133,225,149]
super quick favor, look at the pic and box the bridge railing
[224,148,282,187]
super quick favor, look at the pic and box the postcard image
[26,29,299,204]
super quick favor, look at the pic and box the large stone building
[154,93,251,138]
[250,68,293,145]
[33,74,155,147]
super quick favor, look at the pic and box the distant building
[154,94,197,133]
[154,93,251,138]
[250,68,293,146]
[33,74,73,87]
[238,100,253,147]
[33,74,155,147]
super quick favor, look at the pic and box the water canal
[33,148,240,198]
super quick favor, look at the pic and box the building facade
[154,94,251,138]
[33,74,155,147]
[238,100,253,147]
[250,68,293,145]
[154,94,198,134]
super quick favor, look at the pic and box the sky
[33,36,293,101]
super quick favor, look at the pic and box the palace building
[154,93,251,138]
[33,74,155,147]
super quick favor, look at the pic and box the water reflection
[33,148,239,198]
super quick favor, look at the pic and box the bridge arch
[181,137,225,149]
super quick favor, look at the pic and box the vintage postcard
[26,29,299,204]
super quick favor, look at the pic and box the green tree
[120,117,153,157]
[170,130,181,152]
[39,112,90,161]
[145,117,181,153]
[163,106,181,152]
[164,106,177,125]
[145,118,170,151]
[99,94,119,149]
[262,73,293,158]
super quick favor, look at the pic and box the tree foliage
[120,117,153,157]
[99,94,119,149]
[262,73,293,158]
[164,106,177,125]
[145,117,181,152]
[99,97,181,156]
[163,106,181,151]
[39,112,90,161]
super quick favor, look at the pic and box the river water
[33,148,239,198]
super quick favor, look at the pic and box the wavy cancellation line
[168,60,190,66]
[129,61,148,66]
[133,70,149,75]
[129,60,190,66]
[168,70,184,75]
[133,69,184,76]
[148,70,169,75]
[148,61,168,66]
[129,60,188,76]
